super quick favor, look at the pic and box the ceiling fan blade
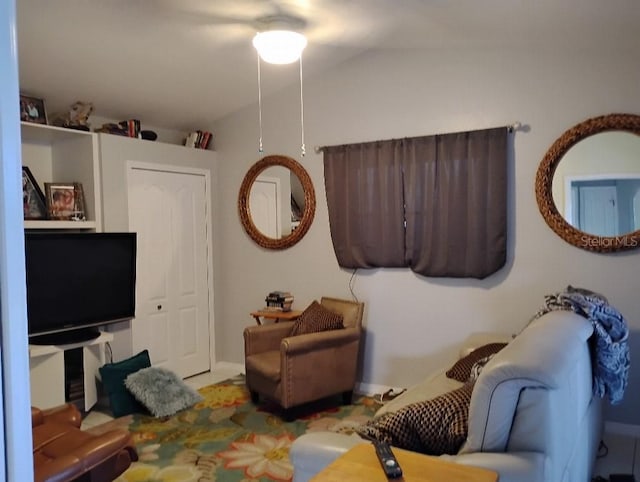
[153,0,256,28]
[123,0,405,49]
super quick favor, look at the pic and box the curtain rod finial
[509,122,522,132]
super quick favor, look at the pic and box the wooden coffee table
[310,443,498,482]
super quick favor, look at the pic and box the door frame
[126,161,216,372]
[0,0,34,478]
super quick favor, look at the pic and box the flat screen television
[25,232,137,345]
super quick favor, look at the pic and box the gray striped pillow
[290,300,344,336]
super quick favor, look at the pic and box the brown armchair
[32,403,138,482]
[243,297,364,419]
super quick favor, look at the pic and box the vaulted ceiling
[16,0,640,131]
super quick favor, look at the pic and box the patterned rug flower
[88,375,381,482]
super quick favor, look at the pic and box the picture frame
[44,182,86,221]
[19,94,47,125]
[22,166,47,220]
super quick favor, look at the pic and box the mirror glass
[238,155,316,250]
[551,132,640,237]
[535,113,640,252]
[250,167,305,239]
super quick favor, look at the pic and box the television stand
[29,331,114,411]
[29,327,101,346]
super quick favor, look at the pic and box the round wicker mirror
[535,113,640,252]
[238,154,316,249]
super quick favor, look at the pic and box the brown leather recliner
[244,297,364,419]
[32,403,138,482]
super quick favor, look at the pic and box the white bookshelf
[21,121,102,231]
[29,331,114,411]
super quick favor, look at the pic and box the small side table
[310,443,499,482]
[250,310,302,326]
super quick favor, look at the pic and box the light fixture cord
[299,54,306,157]
[257,51,264,153]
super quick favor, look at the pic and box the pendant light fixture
[253,16,308,156]
[253,30,307,65]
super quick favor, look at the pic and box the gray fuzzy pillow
[124,366,203,417]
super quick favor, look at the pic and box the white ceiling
[16,0,640,132]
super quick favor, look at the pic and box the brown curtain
[323,140,406,268]
[403,128,507,278]
[323,127,508,279]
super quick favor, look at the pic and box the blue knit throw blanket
[532,286,630,405]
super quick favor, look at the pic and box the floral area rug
[88,374,382,482]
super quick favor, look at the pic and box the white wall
[212,47,640,425]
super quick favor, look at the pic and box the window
[323,128,508,279]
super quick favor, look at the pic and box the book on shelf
[261,304,293,312]
[185,130,213,149]
[120,119,140,138]
[65,379,84,400]
[95,119,141,138]
[261,305,287,312]
[266,291,293,300]
[264,291,294,311]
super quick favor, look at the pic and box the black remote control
[373,441,403,479]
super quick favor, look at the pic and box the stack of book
[95,119,141,137]
[184,130,213,149]
[65,378,84,410]
[121,119,141,138]
[264,291,294,312]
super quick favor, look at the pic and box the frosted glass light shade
[252,30,307,64]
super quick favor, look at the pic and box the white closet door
[128,167,210,378]
[250,177,280,238]
[578,185,618,236]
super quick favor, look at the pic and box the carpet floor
[88,374,382,482]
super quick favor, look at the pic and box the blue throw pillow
[99,349,151,417]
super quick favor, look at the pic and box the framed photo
[44,182,86,221]
[22,166,47,220]
[19,94,47,125]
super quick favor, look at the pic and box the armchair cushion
[32,403,83,429]
[32,403,138,482]
[290,300,344,336]
[355,382,474,456]
[245,351,282,382]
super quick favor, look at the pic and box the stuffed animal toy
[52,101,93,130]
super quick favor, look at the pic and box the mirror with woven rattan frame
[535,113,640,252]
[238,154,316,250]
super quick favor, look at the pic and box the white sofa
[290,310,603,482]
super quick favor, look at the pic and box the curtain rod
[313,122,523,154]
